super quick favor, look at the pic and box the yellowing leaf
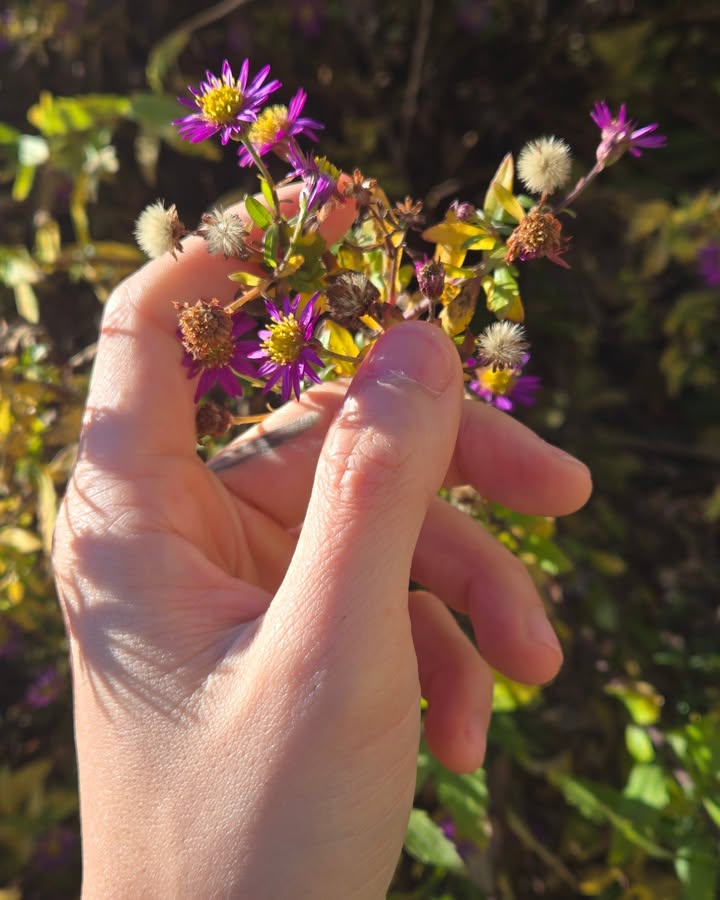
[440,278,481,337]
[0,527,42,554]
[484,152,514,218]
[493,672,540,711]
[606,680,664,725]
[319,321,359,375]
[34,465,57,556]
[492,182,526,223]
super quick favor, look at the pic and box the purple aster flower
[467,353,540,412]
[286,143,340,212]
[174,59,281,145]
[590,101,666,167]
[32,826,78,871]
[237,89,324,166]
[291,0,326,37]
[249,293,324,401]
[698,242,720,287]
[175,298,257,401]
[25,665,62,708]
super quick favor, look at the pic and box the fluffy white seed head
[134,200,185,259]
[476,320,529,371]
[517,136,572,196]
[197,207,250,259]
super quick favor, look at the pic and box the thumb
[265,322,463,665]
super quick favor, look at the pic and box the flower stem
[240,137,281,219]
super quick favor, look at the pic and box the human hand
[53,185,591,898]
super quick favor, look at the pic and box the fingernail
[546,442,590,471]
[526,608,563,656]
[358,323,455,397]
[465,711,488,760]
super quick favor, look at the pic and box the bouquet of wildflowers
[133,59,665,437]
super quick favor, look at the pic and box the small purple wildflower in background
[174,59,281,145]
[237,89,323,166]
[455,0,491,33]
[468,353,540,412]
[250,293,324,401]
[25,665,62,708]
[32,826,78,871]
[291,0,326,37]
[591,101,666,168]
[697,242,720,287]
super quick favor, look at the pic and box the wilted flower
[591,101,666,168]
[291,0,325,36]
[134,200,186,259]
[415,257,445,301]
[175,298,257,401]
[517,136,572,196]
[468,353,540,412]
[697,242,720,287]
[174,59,281,145]
[249,293,324,401]
[343,168,376,213]
[237,88,323,165]
[196,401,233,438]
[505,208,570,268]
[197,207,250,258]
[325,271,380,328]
[394,196,425,229]
[475,321,529,371]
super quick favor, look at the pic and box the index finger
[78,184,357,465]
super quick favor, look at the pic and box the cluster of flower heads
[133,58,666,434]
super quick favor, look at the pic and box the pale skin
[53,184,592,898]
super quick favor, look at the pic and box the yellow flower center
[315,156,342,181]
[262,316,304,364]
[477,366,516,395]
[198,84,244,125]
[248,105,289,147]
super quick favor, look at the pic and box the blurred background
[1,1,718,897]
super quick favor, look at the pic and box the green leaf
[404,809,465,873]
[13,282,39,323]
[146,30,190,94]
[625,725,655,763]
[263,224,279,269]
[260,177,276,212]
[27,92,131,137]
[0,122,21,144]
[550,773,673,859]
[675,837,719,900]
[11,162,38,202]
[606,680,664,725]
[624,764,669,809]
[435,768,489,845]
[244,195,273,230]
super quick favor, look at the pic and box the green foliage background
[1,1,718,897]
